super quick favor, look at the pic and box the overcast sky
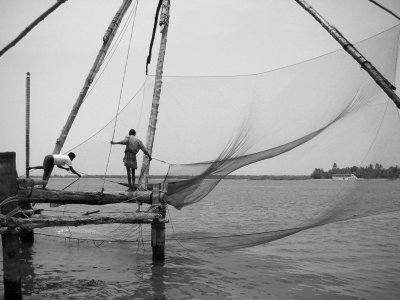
[1,0,400,176]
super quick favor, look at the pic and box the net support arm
[367,0,400,21]
[138,0,171,189]
[0,0,68,58]
[53,0,133,154]
[293,0,400,109]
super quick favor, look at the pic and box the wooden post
[21,72,35,244]
[0,152,22,300]
[26,72,30,178]
[151,183,166,261]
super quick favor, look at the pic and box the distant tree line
[311,163,400,179]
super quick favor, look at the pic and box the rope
[61,177,80,191]
[63,78,148,154]
[103,2,139,190]
[166,205,189,251]
[0,196,19,207]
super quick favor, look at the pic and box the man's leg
[42,155,54,189]
[42,165,53,189]
[27,166,44,170]
[126,167,132,188]
[132,169,136,190]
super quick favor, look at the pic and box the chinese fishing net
[37,23,400,249]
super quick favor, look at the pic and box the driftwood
[0,213,165,233]
[17,188,155,205]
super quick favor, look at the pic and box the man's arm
[111,138,127,145]
[69,166,81,177]
[138,141,152,161]
[57,165,69,170]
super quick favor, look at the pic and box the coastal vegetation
[311,163,400,179]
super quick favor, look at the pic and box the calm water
[1,178,399,299]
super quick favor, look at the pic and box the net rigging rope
[102,1,140,191]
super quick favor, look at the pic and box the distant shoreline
[28,174,399,181]
[32,174,311,180]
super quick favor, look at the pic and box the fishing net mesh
[36,25,400,248]
[161,25,400,208]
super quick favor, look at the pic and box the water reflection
[20,241,35,295]
[150,260,169,300]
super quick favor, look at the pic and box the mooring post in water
[21,72,35,244]
[0,152,22,300]
[151,183,166,261]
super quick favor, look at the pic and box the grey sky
[1,0,400,176]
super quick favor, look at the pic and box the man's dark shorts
[42,155,54,181]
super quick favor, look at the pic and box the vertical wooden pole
[151,183,166,261]
[23,73,35,243]
[138,0,171,189]
[26,72,30,178]
[0,152,22,300]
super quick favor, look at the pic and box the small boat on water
[332,173,358,181]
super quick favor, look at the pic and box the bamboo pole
[367,0,400,21]
[0,153,22,300]
[138,0,171,189]
[0,1,68,58]
[293,0,400,109]
[53,0,133,154]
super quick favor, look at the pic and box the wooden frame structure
[0,152,167,299]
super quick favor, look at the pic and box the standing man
[111,129,152,190]
[28,152,81,189]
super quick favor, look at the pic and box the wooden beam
[0,213,163,231]
[17,178,47,187]
[17,188,156,205]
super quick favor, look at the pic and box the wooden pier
[0,152,167,299]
